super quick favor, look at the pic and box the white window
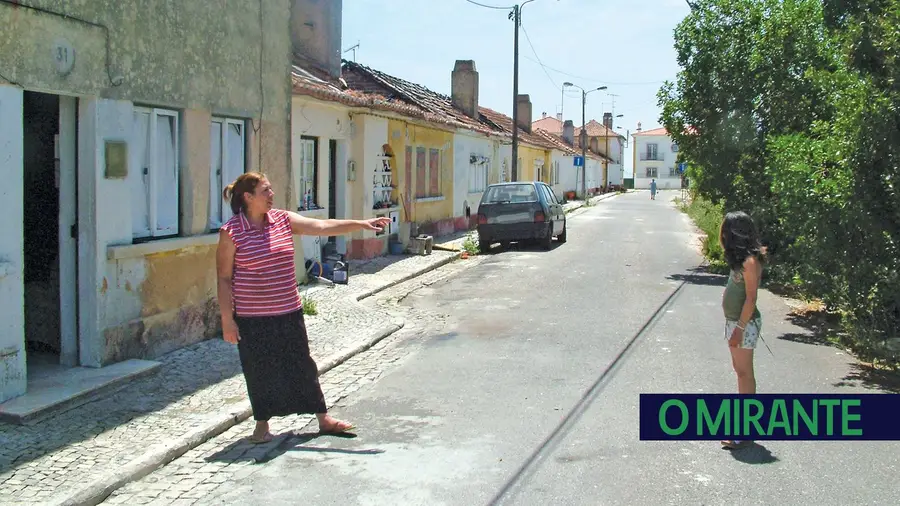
[296,136,318,210]
[552,161,560,185]
[500,159,508,183]
[209,118,246,229]
[669,166,676,177]
[468,154,488,193]
[130,107,179,240]
[646,167,658,178]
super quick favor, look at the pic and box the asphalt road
[205,191,900,506]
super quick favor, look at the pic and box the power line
[463,0,515,9]
[520,54,668,86]
[520,24,561,91]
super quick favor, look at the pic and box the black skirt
[233,309,327,420]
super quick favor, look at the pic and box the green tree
[660,0,900,358]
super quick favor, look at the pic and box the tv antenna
[343,41,360,61]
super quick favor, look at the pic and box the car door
[540,184,563,234]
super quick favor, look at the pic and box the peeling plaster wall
[551,150,576,198]
[345,114,390,260]
[1,1,294,367]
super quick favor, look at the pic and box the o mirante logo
[639,394,900,441]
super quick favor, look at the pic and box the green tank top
[722,269,761,321]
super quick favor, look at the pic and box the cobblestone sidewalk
[0,250,460,505]
[100,255,484,505]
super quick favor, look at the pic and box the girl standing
[719,211,764,449]
[216,172,391,443]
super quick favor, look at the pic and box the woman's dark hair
[720,211,764,271]
[223,172,266,215]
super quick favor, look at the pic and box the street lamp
[563,82,607,200]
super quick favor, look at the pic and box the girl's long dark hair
[720,211,764,271]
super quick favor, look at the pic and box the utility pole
[510,5,521,182]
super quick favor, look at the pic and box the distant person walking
[216,172,391,444]
[649,179,657,200]
[719,211,765,450]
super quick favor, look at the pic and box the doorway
[22,91,78,373]
[327,139,337,244]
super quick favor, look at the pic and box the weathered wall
[517,144,548,183]
[0,85,26,403]
[393,123,454,230]
[1,1,294,367]
[346,114,389,260]
[291,96,353,264]
[453,132,495,223]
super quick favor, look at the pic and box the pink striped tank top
[221,209,302,317]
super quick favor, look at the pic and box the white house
[632,126,680,190]
[290,64,357,269]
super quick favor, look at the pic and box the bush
[682,195,726,269]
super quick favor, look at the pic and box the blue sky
[342,0,691,177]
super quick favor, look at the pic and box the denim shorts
[724,317,761,349]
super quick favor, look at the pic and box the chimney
[636,121,642,132]
[563,120,574,145]
[516,94,532,133]
[542,112,548,119]
[557,112,562,122]
[451,60,479,119]
[291,0,343,78]
[603,112,613,130]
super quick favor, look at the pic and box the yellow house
[342,60,512,239]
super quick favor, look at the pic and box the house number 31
[52,39,75,76]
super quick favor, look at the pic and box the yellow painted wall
[518,144,551,183]
[387,120,455,224]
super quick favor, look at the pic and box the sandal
[248,432,275,444]
[320,419,355,434]
[721,440,749,449]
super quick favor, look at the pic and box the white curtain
[131,111,151,238]
[155,115,178,234]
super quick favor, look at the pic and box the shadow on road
[204,429,383,465]
[666,266,726,287]
[833,362,900,394]
[725,442,779,465]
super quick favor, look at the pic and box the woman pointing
[216,172,390,443]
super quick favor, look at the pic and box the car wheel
[542,224,553,250]
[478,236,491,254]
[558,221,567,243]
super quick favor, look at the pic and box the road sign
[677,162,687,174]
[573,156,584,167]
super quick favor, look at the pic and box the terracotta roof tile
[477,107,561,151]
[633,126,669,136]
[340,60,507,136]
[574,119,624,139]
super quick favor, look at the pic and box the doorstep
[0,359,161,425]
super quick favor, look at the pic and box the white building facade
[632,127,681,190]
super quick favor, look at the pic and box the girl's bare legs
[729,348,756,394]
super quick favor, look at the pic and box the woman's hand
[223,320,240,344]
[728,326,743,348]
[361,217,392,231]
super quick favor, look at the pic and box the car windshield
[482,184,538,204]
